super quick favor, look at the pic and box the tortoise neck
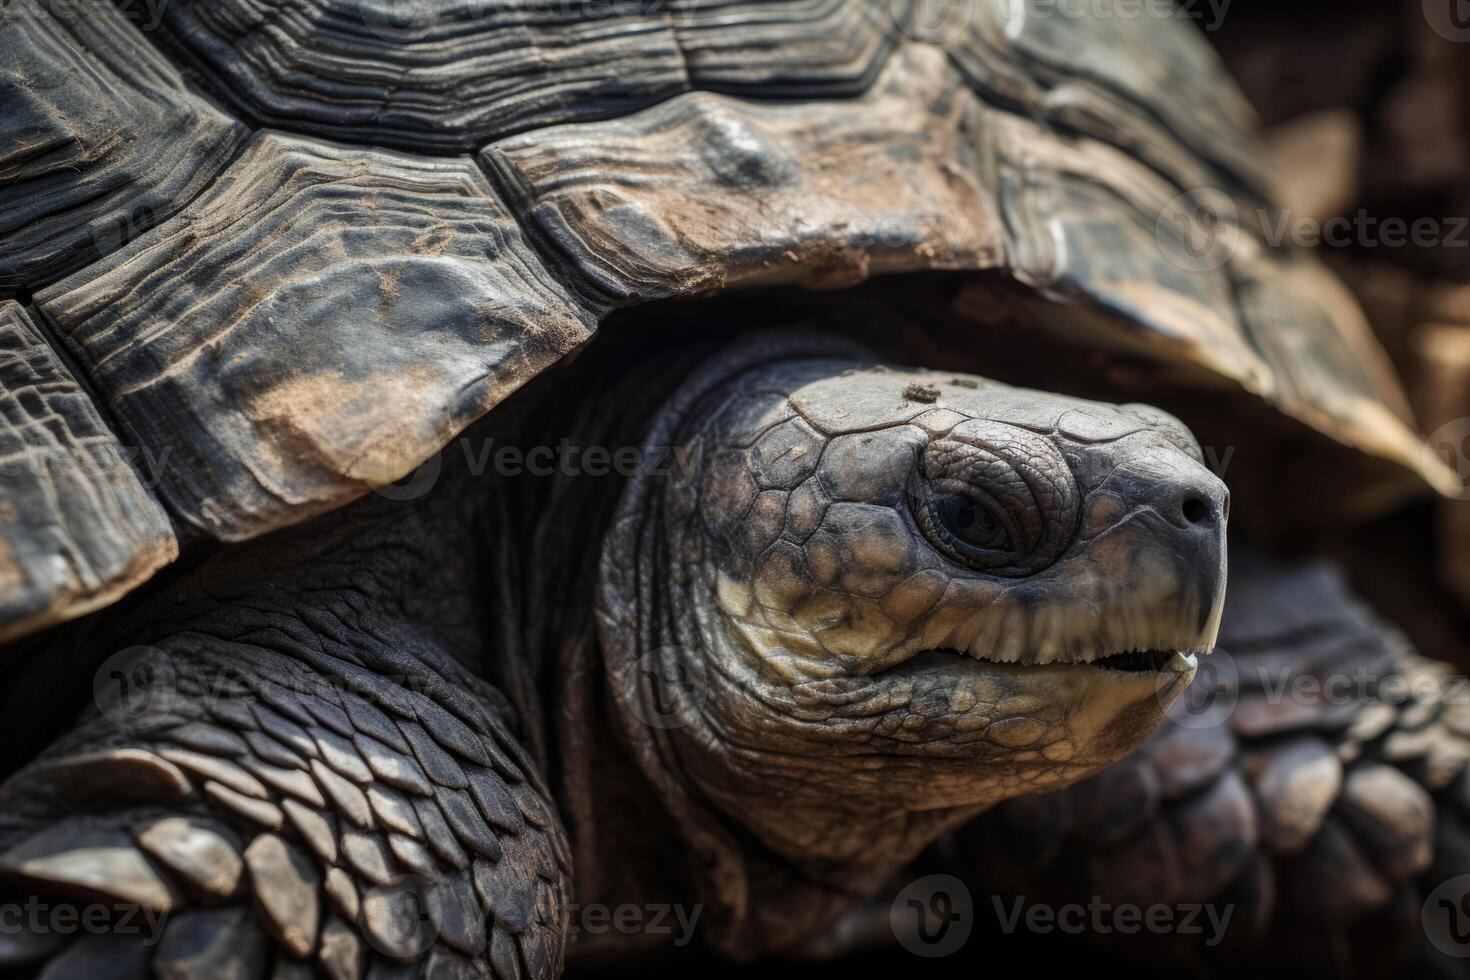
[565,333,973,957]
[487,341,715,957]
[514,333,959,958]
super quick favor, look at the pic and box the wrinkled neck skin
[540,341,947,959]
[566,334,1224,958]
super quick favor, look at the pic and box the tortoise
[0,0,1457,977]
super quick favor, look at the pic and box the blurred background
[1210,0,1470,680]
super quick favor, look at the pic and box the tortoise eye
[912,420,1080,577]
[917,486,1019,569]
[934,492,1008,550]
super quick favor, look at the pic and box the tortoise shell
[0,0,1448,641]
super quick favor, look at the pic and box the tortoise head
[596,338,1227,872]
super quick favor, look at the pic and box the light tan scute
[243,834,320,958]
[483,45,1006,299]
[37,133,596,541]
[137,817,245,902]
[0,824,179,912]
[0,302,177,642]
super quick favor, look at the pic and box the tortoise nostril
[1181,497,1211,525]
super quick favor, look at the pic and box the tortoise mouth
[1090,648,1186,673]
[924,646,1194,674]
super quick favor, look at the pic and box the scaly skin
[0,336,1227,976]
[586,337,1227,953]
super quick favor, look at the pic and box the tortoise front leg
[0,486,568,979]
